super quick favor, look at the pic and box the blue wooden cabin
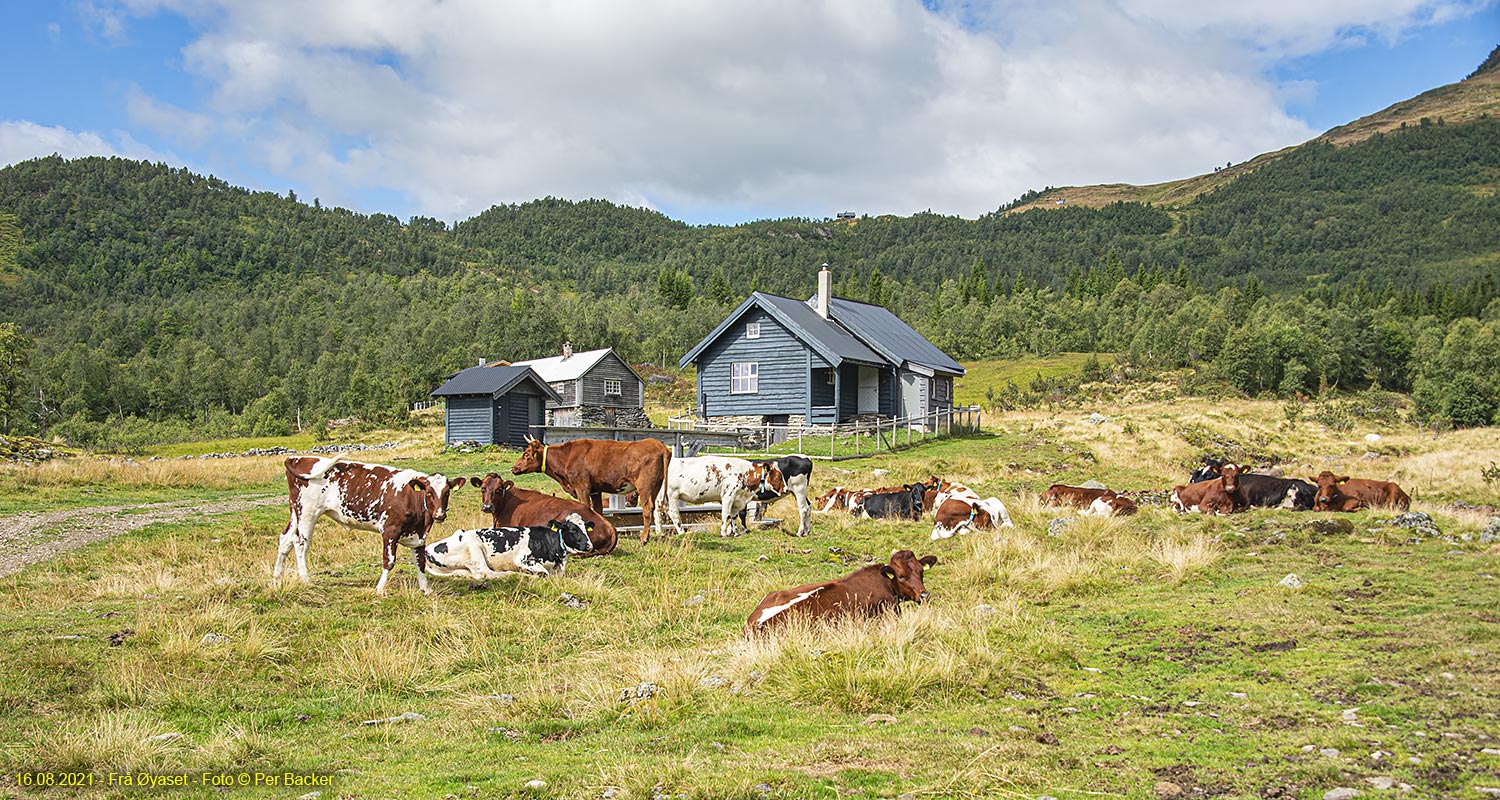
[430,362,562,446]
[679,267,964,426]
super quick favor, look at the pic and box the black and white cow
[737,455,814,536]
[1236,474,1317,511]
[858,483,928,521]
[421,513,594,580]
[1188,457,1227,484]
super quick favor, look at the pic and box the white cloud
[96,0,1494,221]
[0,120,175,169]
[0,120,119,165]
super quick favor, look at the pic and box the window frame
[746,322,761,339]
[731,362,759,394]
[603,378,622,396]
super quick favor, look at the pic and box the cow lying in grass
[930,480,1015,538]
[472,473,617,555]
[422,514,594,580]
[1309,471,1411,512]
[743,550,938,636]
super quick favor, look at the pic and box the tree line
[0,117,1497,448]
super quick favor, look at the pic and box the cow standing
[737,455,814,536]
[667,456,786,537]
[472,473,618,555]
[512,437,672,544]
[273,455,465,595]
[743,550,938,636]
[1309,471,1411,512]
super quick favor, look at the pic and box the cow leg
[289,511,317,583]
[638,491,655,545]
[668,492,685,536]
[374,533,399,595]
[411,546,431,596]
[720,493,739,537]
[273,507,298,579]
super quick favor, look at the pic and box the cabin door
[857,366,879,414]
[901,373,925,421]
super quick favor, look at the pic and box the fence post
[830,425,835,458]
[854,421,860,456]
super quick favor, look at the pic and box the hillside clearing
[0,399,1497,799]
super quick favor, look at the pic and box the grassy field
[0,396,1497,799]
[954,354,1111,408]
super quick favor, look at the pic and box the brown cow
[1308,471,1411,512]
[471,473,618,555]
[1084,493,1137,516]
[1041,484,1115,509]
[512,436,672,544]
[1171,462,1242,515]
[274,455,465,595]
[743,550,938,636]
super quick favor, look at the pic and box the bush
[1443,373,1495,428]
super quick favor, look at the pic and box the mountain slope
[1005,66,1500,214]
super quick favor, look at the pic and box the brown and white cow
[471,473,618,555]
[929,480,1013,539]
[1041,484,1115,509]
[273,454,465,595]
[512,436,671,544]
[743,550,938,636]
[666,455,786,537]
[1308,471,1411,512]
[1171,462,1242,515]
[1082,493,1137,517]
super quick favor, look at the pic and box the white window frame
[746,322,761,339]
[731,362,759,394]
[603,378,622,396]
[826,368,836,385]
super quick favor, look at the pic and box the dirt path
[0,495,284,578]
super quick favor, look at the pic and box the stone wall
[576,404,654,429]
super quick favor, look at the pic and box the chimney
[816,263,832,319]
[477,357,485,367]
[561,341,573,360]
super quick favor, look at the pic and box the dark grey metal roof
[679,292,883,368]
[823,297,965,376]
[430,364,563,402]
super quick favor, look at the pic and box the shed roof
[678,292,884,369]
[821,296,965,376]
[430,364,563,402]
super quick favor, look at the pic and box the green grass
[955,353,1112,407]
[1,416,1497,798]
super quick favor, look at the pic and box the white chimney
[816,263,832,319]
[561,341,573,360]
[478,357,485,367]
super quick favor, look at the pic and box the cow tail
[290,452,349,481]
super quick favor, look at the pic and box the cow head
[906,483,928,514]
[883,549,938,603]
[470,472,512,514]
[422,474,466,523]
[750,462,787,496]
[1189,458,1225,484]
[1218,462,1241,495]
[551,513,595,554]
[512,438,545,475]
[1308,471,1348,511]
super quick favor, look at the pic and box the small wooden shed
[514,344,648,427]
[430,362,562,447]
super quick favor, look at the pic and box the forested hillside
[0,93,1497,449]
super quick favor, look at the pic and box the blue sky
[2,1,1496,226]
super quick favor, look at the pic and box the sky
[1,1,1496,226]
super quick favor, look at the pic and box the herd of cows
[270,441,1413,634]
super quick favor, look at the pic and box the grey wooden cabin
[679,267,964,426]
[430,363,562,446]
[514,345,648,427]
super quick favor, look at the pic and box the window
[604,379,622,396]
[731,362,759,394]
[551,382,567,395]
[746,322,761,339]
[826,368,835,385]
